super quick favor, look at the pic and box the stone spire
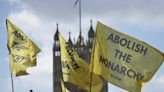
[54,23,59,40]
[88,19,94,38]
[68,31,73,45]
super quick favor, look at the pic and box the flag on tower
[73,0,79,8]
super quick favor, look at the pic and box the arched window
[89,38,94,43]
[55,41,59,47]
[55,51,60,56]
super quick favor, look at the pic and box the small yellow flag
[6,19,41,76]
[90,22,164,92]
[61,79,70,92]
[59,34,103,92]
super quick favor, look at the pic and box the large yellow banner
[6,19,41,76]
[59,34,103,92]
[90,22,164,92]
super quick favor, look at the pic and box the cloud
[142,74,164,92]
[8,0,20,4]
[7,0,164,30]
[155,75,164,87]
[8,9,54,44]
[0,77,13,92]
[8,8,82,42]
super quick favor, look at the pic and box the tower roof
[88,20,94,37]
[54,23,59,40]
[76,30,85,46]
[68,31,73,45]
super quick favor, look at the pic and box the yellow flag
[90,22,164,92]
[6,19,41,76]
[59,34,103,92]
[61,79,70,92]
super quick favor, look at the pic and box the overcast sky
[0,0,164,92]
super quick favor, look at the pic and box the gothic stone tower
[53,23,62,92]
[53,21,108,92]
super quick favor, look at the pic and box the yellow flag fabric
[83,82,103,92]
[61,79,70,92]
[59,34,103,92]
[6,19,41,76]
[90,22,164,92]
